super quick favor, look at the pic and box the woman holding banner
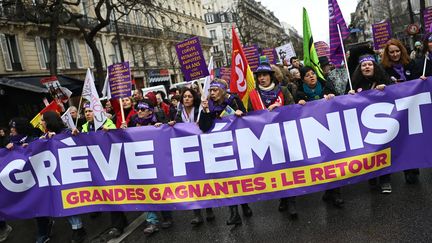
[199,78,253,226]
[168,87,216,226]
[296,66,344,208]
[37,111,87,243]
[381,39,421,184]
[349,55,394,194]
[247,56,298,217]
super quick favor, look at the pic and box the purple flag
[328,0,349,66]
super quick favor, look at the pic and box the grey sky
[259,0,358,43]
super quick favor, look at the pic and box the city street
[4,169,432,243]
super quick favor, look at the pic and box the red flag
[230,26,255,108]
[30,101,62,131]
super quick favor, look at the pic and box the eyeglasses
[138,108,152,112]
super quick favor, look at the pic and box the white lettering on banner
[343,109,364,150]
[29,151,60,187]
[283,121,304,161]
[124,141,157,179]
[361,103,400,145]
[0,92,431,192]
[88,143,122,181]
[201,131,238,173]
[0,159,36,192]
[234,54,247,93]
[59,147,92,185]
[236,123,286,169]
[301,112,347,159]
[171,135,200,177]
[395,92,432,135]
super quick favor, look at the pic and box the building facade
[351,0,432,48]
[202,0,289,67]
[0,0,212,125]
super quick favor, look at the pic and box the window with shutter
[86,43,94,68]
[60,39,71,69]
[57,41,64,69]
[0,33,12,71]
[73,39,83,68]
[96,40,105,68]
[35,36,47,70]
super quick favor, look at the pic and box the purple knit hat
[254,56,274,74]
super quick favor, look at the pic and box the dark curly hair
[42,111,66,133]
[350,61,391,92]
[180,87,201,108]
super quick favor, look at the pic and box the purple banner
[175,37,209,81]
[372,21,392,50]
[261,48,278,64]
[1,79,432,220]
[424,7,432,33]
[243,45,260,72]
[108,62,132,99]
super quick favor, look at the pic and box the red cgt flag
[230,26,255,108]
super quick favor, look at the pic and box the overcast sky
[259,0,358,43]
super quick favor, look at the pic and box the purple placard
[175,37,209,81]
[315,41,330,59]
[108,62,132,99]
[261,48,278,64]
[424,7,432,33]
[372,21,392,50]
[243,45,260,71]
[219,67,231,84]
[1,78,432,219]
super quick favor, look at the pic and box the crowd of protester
[1,35,432,243]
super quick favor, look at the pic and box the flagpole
[75,96,83,127]
[119,98,126,125]
[336,24,353,91]
[422,55,428,77]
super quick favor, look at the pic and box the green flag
[303,8,325,80]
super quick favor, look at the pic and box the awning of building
[0,75,83,95]
[149,76,170,83]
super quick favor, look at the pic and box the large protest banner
[1,78,432,220]
[372,21,392,50]
[175,37,209,81]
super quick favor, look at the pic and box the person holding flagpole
[199,78,253,226]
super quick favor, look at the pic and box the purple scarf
[208,95,235,114]
[259,85,281,107]
[392,64,407,81]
